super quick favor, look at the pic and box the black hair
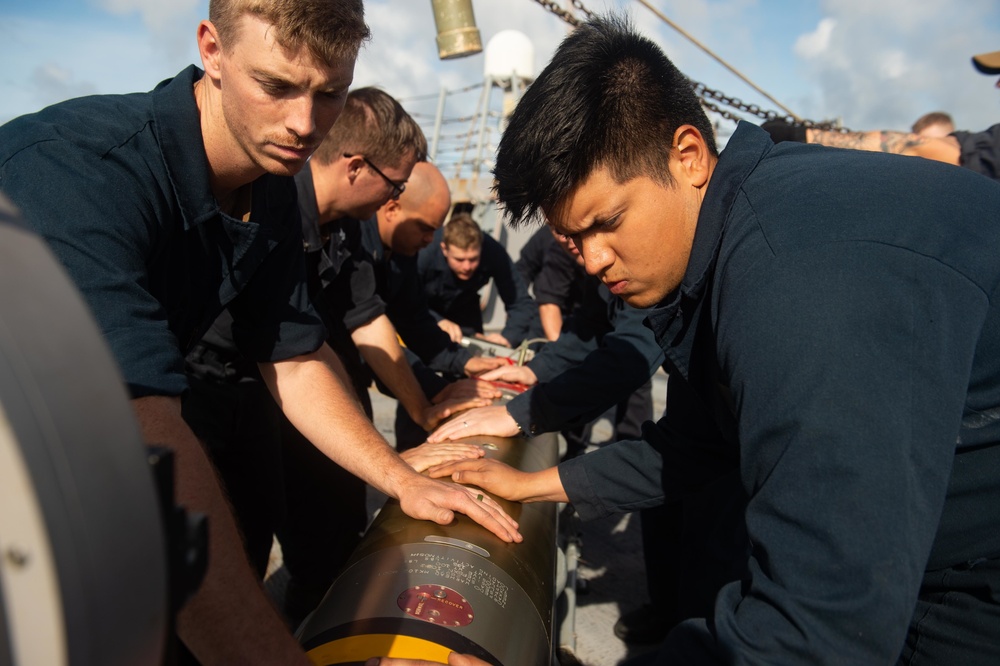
[493,14,717,228]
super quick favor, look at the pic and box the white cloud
[791,0,1000,131]
[794,17,836,59]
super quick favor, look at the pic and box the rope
[633,0,800,121]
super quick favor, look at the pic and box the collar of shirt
[150,65,223,231]
[646,121,772,339]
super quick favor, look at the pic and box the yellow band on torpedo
[307,634,452,665]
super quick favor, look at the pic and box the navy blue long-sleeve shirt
[514,225,555,288]
[560,122,1000,663]
[0,66,324,398]
[507,276,664,435]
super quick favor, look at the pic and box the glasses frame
[343,153,406,200]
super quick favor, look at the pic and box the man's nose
[580,240,612,276]
[286,96,317,141]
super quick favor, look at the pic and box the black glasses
[344,153,406,200]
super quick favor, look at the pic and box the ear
[381,198,400,221]
[197,21,224,84]
[440,241,449,255]
[345,155,364,184]
[671,125,713,188]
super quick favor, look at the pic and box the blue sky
[2,0,998,149]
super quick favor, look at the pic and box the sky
[1,0,998,162]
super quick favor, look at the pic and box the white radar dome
[484,30,535,84]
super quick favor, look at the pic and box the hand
[433,378,502,403]
[395,474,521,543]
[463,356,508,377]
[760,119,807,144]
[428,406,520,442]
[477,364,537,386]
[399,441,486,473]
[437,318,464,343]
[474,332,510,347]
[426,458,530,503]
[365,653,490,666]
[421,395,492,431]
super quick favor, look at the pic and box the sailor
[0,1,520,663]
[516,225,586,341]
[417,211,539,348]
[404,14,1000,666]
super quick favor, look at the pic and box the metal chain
[693,82,847,131]
[528,0,591,27]
[528,0,848,131]
[568,0,597,20]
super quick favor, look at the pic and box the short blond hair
[442,212,483,250]
[209,0,370,65]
